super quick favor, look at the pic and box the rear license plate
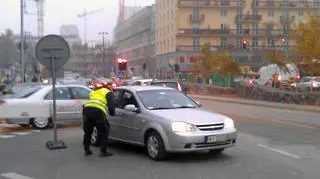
[205,135,227,143]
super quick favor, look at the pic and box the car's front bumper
[165,128,237,152]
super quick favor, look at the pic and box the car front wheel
[146,131,167,161]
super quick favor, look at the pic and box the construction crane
[77,8,104,45]
[34,0,45,38]
[117,0,125,25]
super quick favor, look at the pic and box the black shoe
[99,152,113,157]
[85,150,93,156]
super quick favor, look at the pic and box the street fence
[185,82,320,106]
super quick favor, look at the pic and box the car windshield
[151,82,178,89]
[2,86,42,99]
[136,90,198,110]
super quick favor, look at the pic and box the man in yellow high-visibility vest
[83,86,115,157]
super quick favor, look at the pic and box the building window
[221,24,228,29]
[252,24,258,35]
[268,10,274,17]
[220,36,228,47]
[298,11,304,16]
[252,9,258,15]
[237,8,242,15]
[236,24,243,34]
[252,38,258,47]
[220,8,227,16]
[252,0,259,6]
[267,38,275,47]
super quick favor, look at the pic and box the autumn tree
[192,43,241,86]
[265,50,290,74]
[191,43,220,83]
[291,13,320,75]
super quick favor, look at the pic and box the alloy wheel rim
[147,136,159,158]
[34,117,49,128]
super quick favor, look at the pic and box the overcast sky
[0,0,154,42]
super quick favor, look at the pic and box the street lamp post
[20,0,25,82]
[98,32,108,76]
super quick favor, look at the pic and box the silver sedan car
[91,86,237,160]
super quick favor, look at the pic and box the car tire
[146,131,167,161]
[30,117,51,129]
[91,127,100,146]
[209,149,224,155]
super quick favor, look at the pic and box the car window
[118,91,139,109]
[112,90,121,107]
[44,87,71,100]
[132,81,142,86]
[70,87,91,99]
[3,86,42,99]
[314,77,320,82]
[303,78,311,82]
[137,90,197,110]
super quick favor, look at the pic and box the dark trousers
[83,107,110,153]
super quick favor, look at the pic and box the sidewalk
[189,94,320,113]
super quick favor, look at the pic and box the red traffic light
[117,58,127,63]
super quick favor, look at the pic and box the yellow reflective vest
[84,88,111,115]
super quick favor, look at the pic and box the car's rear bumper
[165,128,237,152]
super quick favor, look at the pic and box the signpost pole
[36,35,70,150]
[50,55,58,143]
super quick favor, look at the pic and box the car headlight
[171,122,196,132]
[224,117,235,129]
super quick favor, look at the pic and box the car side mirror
[124,104,139,112]
[195,101,201,107]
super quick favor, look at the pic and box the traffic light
[242,40,247,49]
[117,57,127,71]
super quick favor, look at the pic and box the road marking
[10,132,31,136]
[1,172,33,179]
[221,112,316,129]
[258,144,301,159]
[32,130,41,133]
[0,135,16,139]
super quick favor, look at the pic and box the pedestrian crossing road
[0,130,41,139]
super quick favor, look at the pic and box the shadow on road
[108,141,233,163]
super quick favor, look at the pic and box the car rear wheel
[146,131,167,161]
[91,127,100,146]
[30,117,50,129]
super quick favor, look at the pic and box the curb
[189,95,320,113]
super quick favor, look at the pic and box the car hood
[150,108,227,125]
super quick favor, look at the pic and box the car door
[117,90,144,143]
[44,87,73,121]
[107,89,125,140]
[69,86,92,121]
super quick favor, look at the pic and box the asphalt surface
[0,100,319,179]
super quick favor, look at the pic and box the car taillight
[96,83,103,88]
[112,83,117,87]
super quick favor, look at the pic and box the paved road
[0,100,319,179]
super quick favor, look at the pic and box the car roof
[151,79,179,83]
[41,84,89,88]
[115,86,176,92]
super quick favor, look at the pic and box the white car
[0,84,92,129]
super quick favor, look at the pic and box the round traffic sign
[35,35,70,71]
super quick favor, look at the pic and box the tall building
[155,0,320,77]
[114,5,156,77]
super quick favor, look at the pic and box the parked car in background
[150,79,189,93]
[88,78,117,91]
[130,79,153,86]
